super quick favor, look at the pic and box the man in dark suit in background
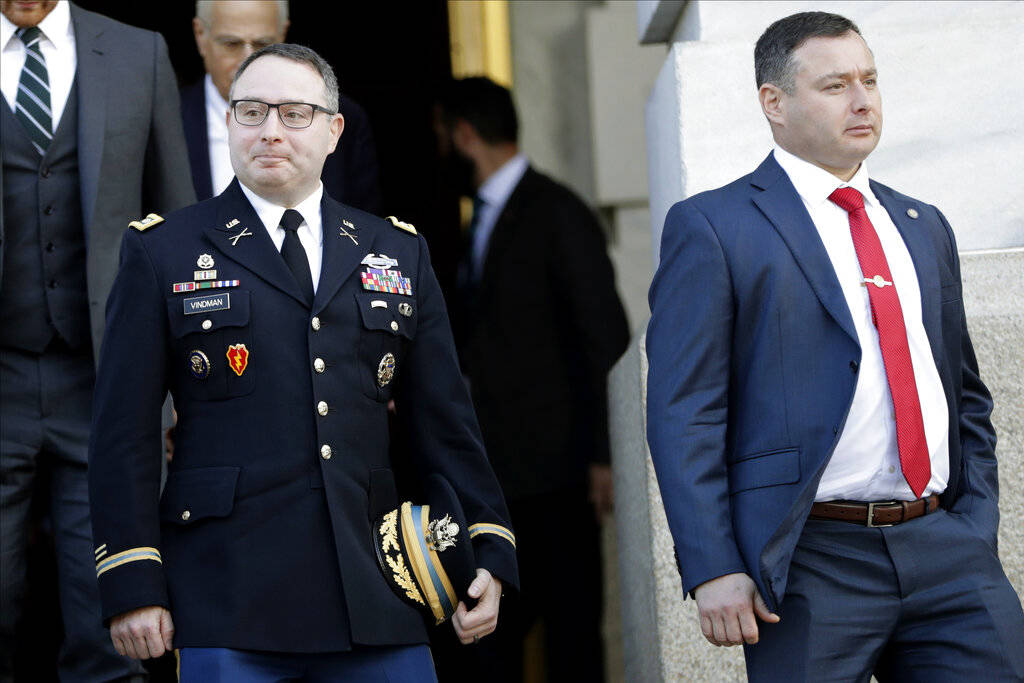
[0,0,195,680]
[436,77,630,683]
[182,0,381,213]
[646,11,1024,682]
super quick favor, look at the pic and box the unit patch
[226,344,249,376]
[183,293,230,315]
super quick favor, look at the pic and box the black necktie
[279,209,314,305]
[15,26,52,155]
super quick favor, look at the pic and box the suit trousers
[0,342,143,682]
[744,508,1024,682]
[177,644,436,682]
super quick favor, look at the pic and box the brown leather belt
[810,494,940,527]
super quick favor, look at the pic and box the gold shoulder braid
[379,510,425,605]
[385,216,417,235]
[129,213,164,232]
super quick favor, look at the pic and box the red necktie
[829,187,930,498]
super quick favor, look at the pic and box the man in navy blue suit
[89,43,516,681]
[182,0,382,213]
[647,11,1023,681]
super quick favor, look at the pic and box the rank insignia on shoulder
[226,343,249,376]
[129,213,164,232]
[385,216,417,235]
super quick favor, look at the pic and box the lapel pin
[226,218,240,229]
[339,220,359,245]
[228,227,254,246]
[906,208,919,219]
[197,254,215,269]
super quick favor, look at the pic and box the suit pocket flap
[355,292,416,340]
[160,466,240,524]
[167,291,250,338]
[729,448,800,494]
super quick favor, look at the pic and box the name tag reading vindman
[183,293,230,315]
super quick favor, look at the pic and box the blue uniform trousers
[177,644,436,682]
[745,508,1024,682]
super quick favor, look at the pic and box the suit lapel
[71,4,106,237]
[314,197,375,314]
[201,180,308,307]
[181,82,213,200]
[872,181,944,371]
[751,154,858,344]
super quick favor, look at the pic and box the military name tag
[184,293,230,315]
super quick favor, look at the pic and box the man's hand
[589,463,614,520]
[693,572,779,646]
[452,568,502,645]
[110,606,174,659]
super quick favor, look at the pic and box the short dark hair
[755,12,861,93]
[230,43,339,113]
[437,77,518,145]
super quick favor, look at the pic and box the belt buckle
[866,501,896,528]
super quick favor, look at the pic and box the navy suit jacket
[88,180,516,650]
[180,81,382,214]
[646,153,998,610]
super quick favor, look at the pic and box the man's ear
[192,17,208,57]
[759,83,786,127]
[451,118,477,154]
[327,114,345,154]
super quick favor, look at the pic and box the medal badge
[361,268,413,296]
[188,350,211,380]
[226,344,250,376]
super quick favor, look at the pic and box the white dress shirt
[239,181,325,293]
[470,153,529,279]
[204,74,235,197]
[773,146,949,502]
[1,0,76,131]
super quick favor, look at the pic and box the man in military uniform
[88,43,517,681]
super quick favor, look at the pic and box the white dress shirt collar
[1,1,76,130]
[773,145,877,209]
[239,181,326,293]
[477,153,529,209]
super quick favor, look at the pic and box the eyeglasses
[230,99,336,129]
[212,36,277,54]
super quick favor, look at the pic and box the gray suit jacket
[0,3,195,363]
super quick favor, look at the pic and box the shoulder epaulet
[385,216,417,236]
[129,213,164,232]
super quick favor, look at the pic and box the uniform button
[311,316,321,331]
[40,167,51,178]
[390,321,399,332]
[313,358,326,373]
[44,205,54,215]
[45,242,55,252]
[320,444,332,460]
[888,465,896,474]
[201,319,213,330]
[317,401,328,416]
[181,510,191,521]
[849,360,858,373]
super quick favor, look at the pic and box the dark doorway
[75,0,463,293]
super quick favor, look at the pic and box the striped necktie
[15,26,53,155]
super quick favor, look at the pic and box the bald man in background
[180,0,381,213]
